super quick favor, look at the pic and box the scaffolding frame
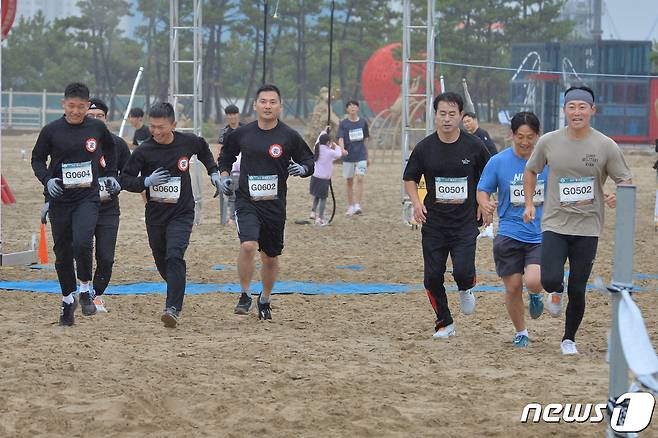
[169,0,205,224]
[401,0,436,224]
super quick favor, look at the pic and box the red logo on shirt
[85,138,98,153]
[178,156,189,172]
[268,144,283,158]
[99,155,106,168]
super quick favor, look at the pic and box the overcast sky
[602,0,658,41]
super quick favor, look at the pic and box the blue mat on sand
[0,280,652,296]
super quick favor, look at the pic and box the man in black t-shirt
[122,102,222,328]
[31,82,120,326]
[217,104,244,225]
[86,97,131,312]
[129,107,150,148]
[403,92,490,339]
[462,112,498,156]
[218,84,315,320]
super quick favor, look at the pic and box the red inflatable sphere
[361,43,437,114]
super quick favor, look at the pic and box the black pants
[541,231,598,342]
[146,213,194,312]
[93,213,120,295]
[49,200,99,296]
[422,225,479,329]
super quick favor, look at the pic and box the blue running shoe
[513,334,529,348]
[528,293,544,319]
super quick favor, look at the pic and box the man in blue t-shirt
[337,100,370,215]
[476,112,548,349]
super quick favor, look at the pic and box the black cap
[224,104,239,114]
[88,97,108,115]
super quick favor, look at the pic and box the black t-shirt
[218,120,315,217]
[122,131,218,225]
[132,125,150,147]
[218,122,244,144]
[403,130,490,232]
[98,134,131,216]
[474,127,498,156]
[31,115,117,205]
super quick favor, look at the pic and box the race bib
[149,177,181,203]
[348,128,364,142]
[62,161,92,188]
[435,176,468,204]
[98,177,111,202]
[510,180,544,207]
[559,176,594,206]
[248,175,278,201]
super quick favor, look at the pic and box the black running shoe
[161,306,179,328]
[234,293,252,314]
[79,291,97,316]
[257,296,272,320]
[59,296,78,326]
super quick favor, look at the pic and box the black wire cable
[327,0,337,224]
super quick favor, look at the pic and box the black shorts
[235,201,285,257]
[309,176,330,199]
[493,234,541,277]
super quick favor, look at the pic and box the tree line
[4,0,584,123]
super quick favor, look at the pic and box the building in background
[510,40,657,144]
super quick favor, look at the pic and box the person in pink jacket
[309,128,347,226]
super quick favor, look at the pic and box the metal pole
[425,0,435,135]
[119,67,144,137]
[41,89,46,127]
[8,88,12,127]
[0,0,3,250]
[401,0,411,220]
[608,185,636,405]
[262,0,268,85]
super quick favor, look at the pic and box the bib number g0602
[248,175,278,201]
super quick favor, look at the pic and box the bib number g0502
[559,176,594,206]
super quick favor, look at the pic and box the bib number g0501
[435,176,468,204]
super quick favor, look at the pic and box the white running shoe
[547,292,563,317]
[560,339,578,355]
[477,224,494,240]
[432,324,455,339]
[345,205,355,216]
[94,295,108,313]
[353,204,363,215]
[459,289,476,315]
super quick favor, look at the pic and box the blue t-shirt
[477,147,548,243]
[337,118,369,162]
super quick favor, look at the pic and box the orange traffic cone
[38,223,48,265]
